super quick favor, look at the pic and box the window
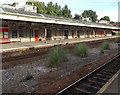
[0,32,3,38]
[12,30,17,38]
[4,32,8,38]
[19,31,24,37]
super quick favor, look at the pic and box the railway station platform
[97,70,120,94]
[0,36,119,52]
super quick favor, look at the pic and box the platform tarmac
[97,70,120,94]
[0,36,119,52]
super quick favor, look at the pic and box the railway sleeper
[108,64,119,67]
[88,79,105,85]
[106,67,120,70]
[75,88,91,94]
[101,69,117,73]
[82,83,100,90]
[98,72,115,76]
[107,65,120,68]
[92,76,108,82]
[86,80,104,88]
[94,74,112,79]
[78,85,98,94]
[95,73,112,78]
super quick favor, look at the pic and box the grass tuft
[75,44,89,57]
[47,47,67,67]
[115,39,120,43]
[100,47,105,54]
[101,42,110,50]
[100,42,110,54]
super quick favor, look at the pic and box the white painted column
[45,27,47,40]
[93,30,95,37]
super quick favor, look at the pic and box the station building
[0,4,119,43]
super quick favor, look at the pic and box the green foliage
[101,42,110,50]
[74,14,80,20]
[110,21,120,24]
[48,47,67,67]
[100,16,110,21]
[100,47,105,54]
[26,0,46,14]
[62,5,72,18]
[115,39,120,43]
[81,10,98,22]
[75,44,89,57]
[100,42,110,54]
[26,0,72,18]
[46,2,55,15]
[115,32,120,36]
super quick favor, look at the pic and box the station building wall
[2,19,113,42]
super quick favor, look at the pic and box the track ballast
[56,54,120,95]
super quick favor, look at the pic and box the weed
[75,44,89,57]
[115,39,120,43]
[47,47,67,67]
[101,42,110,50]
[100,47,104,54]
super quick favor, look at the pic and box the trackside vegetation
[100,42,110,54]
[75,44,89,57]
[115,38,120,43]
[101,42,110,50]
[47,47,68,67]
[100,47,105,54]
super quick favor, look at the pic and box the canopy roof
[0,7,119,30]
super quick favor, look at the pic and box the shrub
[100,47,105,54]
[115,39,120,43]
[101,42,110,50]
[75,44,89,57]
[47,47,67,67]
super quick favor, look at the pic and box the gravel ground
[2,43,118,93]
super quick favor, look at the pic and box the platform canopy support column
[93,28,96,38]
[45,28,47,40]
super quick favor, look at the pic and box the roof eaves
[1,11,119,30]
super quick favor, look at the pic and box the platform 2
[0,36,119,52]
[97,70,120,94]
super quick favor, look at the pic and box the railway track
[2,38,116,63]
[56,54,120,95]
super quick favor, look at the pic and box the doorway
[64,30,68,38]
[77,31,80,38]
[46,29,51,39]
[35,30,39,41]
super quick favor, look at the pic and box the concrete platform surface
[97,70,120,94]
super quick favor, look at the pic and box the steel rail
[56,54,120,95]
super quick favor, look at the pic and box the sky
[0,0,119,22]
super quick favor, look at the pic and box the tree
[46,2,56,15]
[58,5,62,16]
[81,10,98,22]
[52,3,61,16]
[62,5,72,18]
[100,16,110,21]
[26,0,72,18]
[74,14,80,20]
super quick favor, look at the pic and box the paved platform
[97,70,120,94]
[0,36,118,52]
